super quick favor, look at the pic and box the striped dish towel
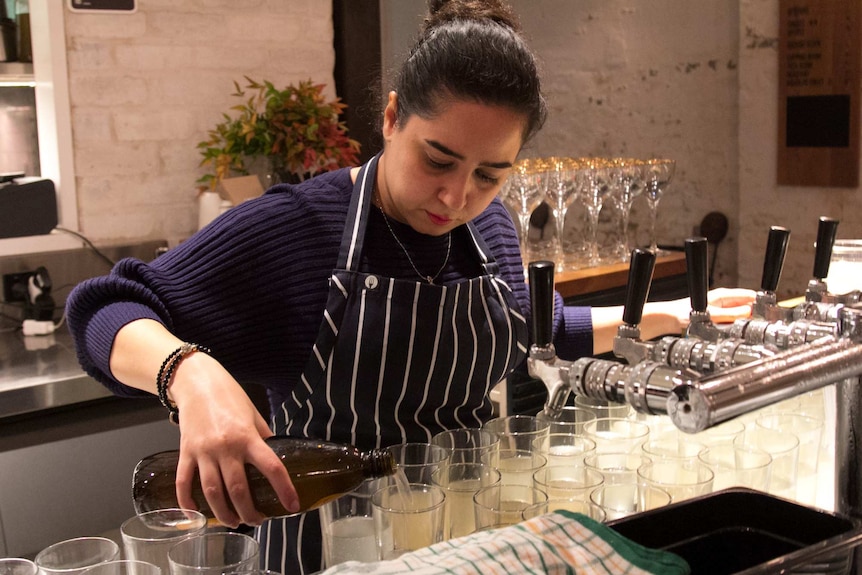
[319,510,690,574]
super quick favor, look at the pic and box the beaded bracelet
[156,342,212,424]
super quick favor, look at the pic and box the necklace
[375,192,452,285]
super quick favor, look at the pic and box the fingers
[709,303,753,324]
[248,440,300,514]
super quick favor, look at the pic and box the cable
[52,226,116,268]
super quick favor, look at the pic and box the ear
[382,91,398,141]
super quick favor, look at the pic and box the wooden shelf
[554,251,687,300]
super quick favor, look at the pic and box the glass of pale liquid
[589,483,671,521]
[319,478,387,567]
[167,532,258,575]
[432,462,501,539]
[473,484,548,531]
[35,537,121,575]
[372,483,446,560]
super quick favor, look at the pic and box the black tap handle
[685,237,709,313]
[760,226,790,292]
[529,260,555,347]
[812,217,839,281]
[623,248,656,326]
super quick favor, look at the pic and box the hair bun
[425,0,521,33]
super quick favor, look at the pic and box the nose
[437,172,470,211]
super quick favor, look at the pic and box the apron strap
[465,220,500,276]
[336,153,379,272]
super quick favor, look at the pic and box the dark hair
[391,0,547,144]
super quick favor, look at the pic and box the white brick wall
[65,1,335,244]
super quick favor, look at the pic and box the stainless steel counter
[0,326,112,419]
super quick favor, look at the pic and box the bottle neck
[364,448,396,478]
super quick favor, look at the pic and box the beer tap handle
[529,260,556,355]
[813,217,839,281]
[685,237,709,313]
[761,226,790,293]
[622,248,656,327]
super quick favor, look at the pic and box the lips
[427,211,452,226]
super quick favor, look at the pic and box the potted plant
[196,77,361,190]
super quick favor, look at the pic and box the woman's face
[377,91,526,237]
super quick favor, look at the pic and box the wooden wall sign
[778,0,860,187]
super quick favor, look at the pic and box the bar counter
[554,251,687,301]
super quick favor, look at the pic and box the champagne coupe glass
[502,158,548,263]
[609,158,645,262]
[576,157,612,267]
[642,158,676,254]
[543,156,580,270]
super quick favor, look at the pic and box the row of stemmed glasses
[501,156,675,267]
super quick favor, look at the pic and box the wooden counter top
[553,251,687,300]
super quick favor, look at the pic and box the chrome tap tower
[528,217,862,544]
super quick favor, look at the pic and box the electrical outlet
[2,271,33,303]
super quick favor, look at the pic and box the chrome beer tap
[683,237,724,342]
[612,248,658,365]
[751,226,794,322]
[794,217,860,320]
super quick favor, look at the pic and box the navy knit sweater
[65,168,593,416]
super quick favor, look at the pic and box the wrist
[156,343,212,424]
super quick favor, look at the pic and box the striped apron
[257,154,529,574]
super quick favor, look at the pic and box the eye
[475,170,499,185]
[426,156,453,170]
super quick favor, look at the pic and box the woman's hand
[704,287,756,323]
[110,319,299,528]
[169,352,299,527]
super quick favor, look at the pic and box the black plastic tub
[607,488,862,575]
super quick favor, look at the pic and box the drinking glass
[431,428,500,466]
[584,452,651,485]
[494,448,547,487]
[386,442,451,484]
[641,436,707,463]
[532,434,596,468]
[431,462,501,539]
[574,158,613,267]
[734,427,799,501]
[121,509,207,575]
[35,537,121,575]
[473,484,548,530]
[542,157,580,269]
[167,532,259,575]
[637,460,714,503]
[535,406,597,436]
[0,559,38,575]
[501,158,548,262]
[689,419,746,448]
[532,465,603,502]
[521,499,606,522]
[583,417,649,454]
[589,483,671,521]
[607,158,644,262]
[698,444,772,491]
[372,483,446,560]
[80,561,161,575]
[482,415,550,452]
[574,395,631,420]
[756,413,823,505]
[319,478,384,567]
[642,158,675,254]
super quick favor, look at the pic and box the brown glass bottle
[132,437,396,519]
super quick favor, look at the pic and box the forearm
[109,318,187,395]
[590,303,680,355]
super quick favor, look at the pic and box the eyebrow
[426,139,514,170]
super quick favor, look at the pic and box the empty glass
[431,428,500,466]
[734,427,799,501]
[542,157,580,268]
[501,158,548,262]
[80,561,161,575]
[121,509,207,575]
[372,483,446,560]
[167,532,259,575]
[607,158,644,262]
[482,415,550,452]
[535,406,597,435]
[756,412,823,505]
[637,459,714,503]
[641,436,707,463]
[35,537,121,575]
[642,158,675,254]
[0,559,38,575]
[574,395,631,419]
[386,442,450,484]
[589,483,671,521]
[698,444,772,492]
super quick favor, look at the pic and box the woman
[66,1,751,572]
